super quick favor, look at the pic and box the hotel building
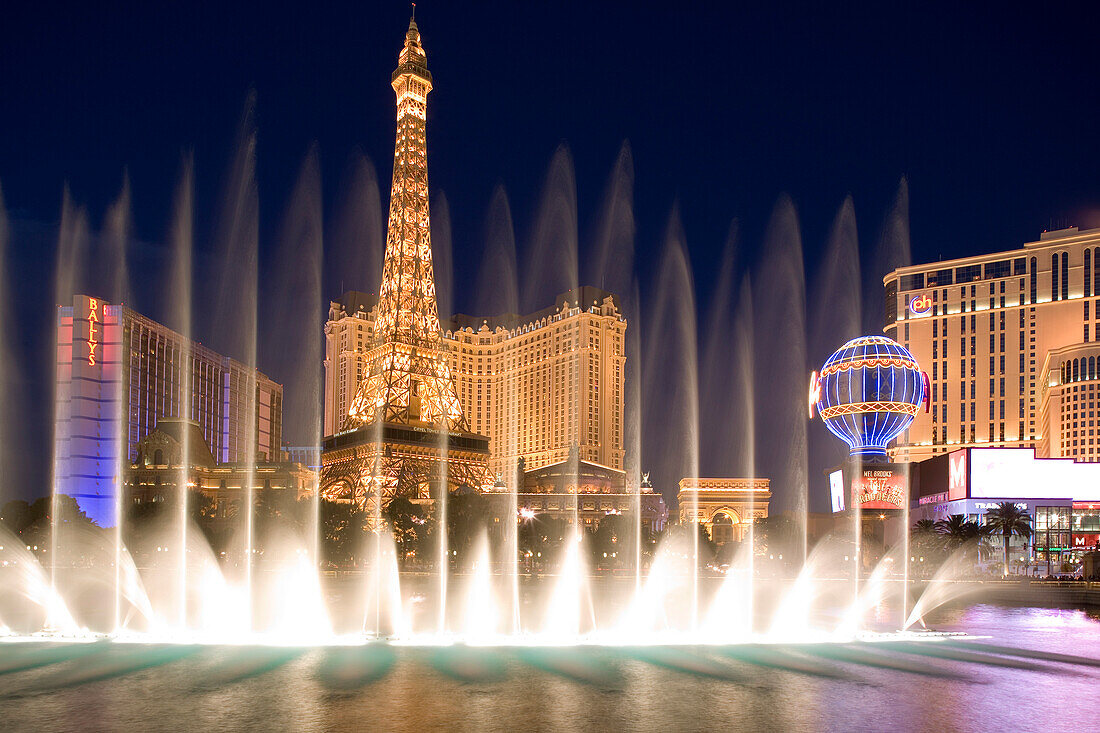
[884,226,1100,464]
[324,286,626,477]
[56,294,283,524]
[126,418,314,522]
[911,447,1100,572]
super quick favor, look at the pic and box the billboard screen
[829,470,845,512]
[948,449,968,500]
[969,448,1100,501]
[851,465,907,510]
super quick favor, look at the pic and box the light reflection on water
[1,602,1098,732]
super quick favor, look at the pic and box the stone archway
[710,510,739,545]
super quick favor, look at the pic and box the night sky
[2,1,1099,506]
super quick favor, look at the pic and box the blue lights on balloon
[809,336,928,458]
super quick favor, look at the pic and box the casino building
[324,287,626,479]
[884,225,1100,464]
[125,418,315,522]
[910,447,1100,573]
[319,15,627,520]
[55,294,283,525]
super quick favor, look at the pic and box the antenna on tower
[411,2,416,20]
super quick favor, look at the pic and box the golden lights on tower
[344,13,468,434]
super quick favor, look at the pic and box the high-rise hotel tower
[325,287,627,478]
[885,226,1100,464]
[55,295,283,524]
[319,16,627,509]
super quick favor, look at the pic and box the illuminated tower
[345,13,465,431]
[321,15,490,511]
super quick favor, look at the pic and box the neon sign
[852,468,907,510]
[909,294,932,317]
[948,449,967,500]
[807,371,820,419]
[87,298,100,366]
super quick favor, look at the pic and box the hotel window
[1062,253,1070,300]
[1052,253,1060,300]
[1087,249,1093,297]
[1030,257,1038,303]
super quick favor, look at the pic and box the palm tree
[983,502,1032,576]
[934,514,990,566]
[913,519,936,534]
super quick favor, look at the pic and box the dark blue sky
[5,2,1099,275]
[2,0,1099,502]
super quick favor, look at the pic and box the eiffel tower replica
[320,13,491,517]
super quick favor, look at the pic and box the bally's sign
[908,293,932,317]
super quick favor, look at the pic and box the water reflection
[0,602,1098,732]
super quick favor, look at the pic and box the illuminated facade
[911,447,1100,570]
[1038,343,1100,462]
[325,287,627,478]
[125,418,316,521]
[884,225,1100,463]
[319,16,491,514]
[677,478,771,544]
[507,459,666,531]
[55,294,282,524]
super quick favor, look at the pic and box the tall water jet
[588,143,639,585]
[588,141,635,297]
[753,195,808,563]
[49,188,90,623]
[627,280,643,593]
[326,149,384,297]
[431,191,455,322]
[474,185,519,317]
[808,197,862,607]
[100,174,132,306]
[165,157,195,629]
[730,275,756,631]
[699,223,741,477]
[864,177,911,335]
[0,183,9,501]
[265,147,325,614]
[525,146,581,541]
[208,97,260,629]
[462,533,498,643]
[871,179,912,627]
[431,191,457,636]
[475,185,521,631]
[102,177,134,632]
[522,144,578,314]
[642,208,699,628]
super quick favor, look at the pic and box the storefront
[910,447,1100,573]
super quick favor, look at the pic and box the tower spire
[345,16,467,432]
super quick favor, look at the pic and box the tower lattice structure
[320,15,491,513]
[345,14,466,433]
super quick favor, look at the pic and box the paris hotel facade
[323,285,626,477]
[885,225,1100,464]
